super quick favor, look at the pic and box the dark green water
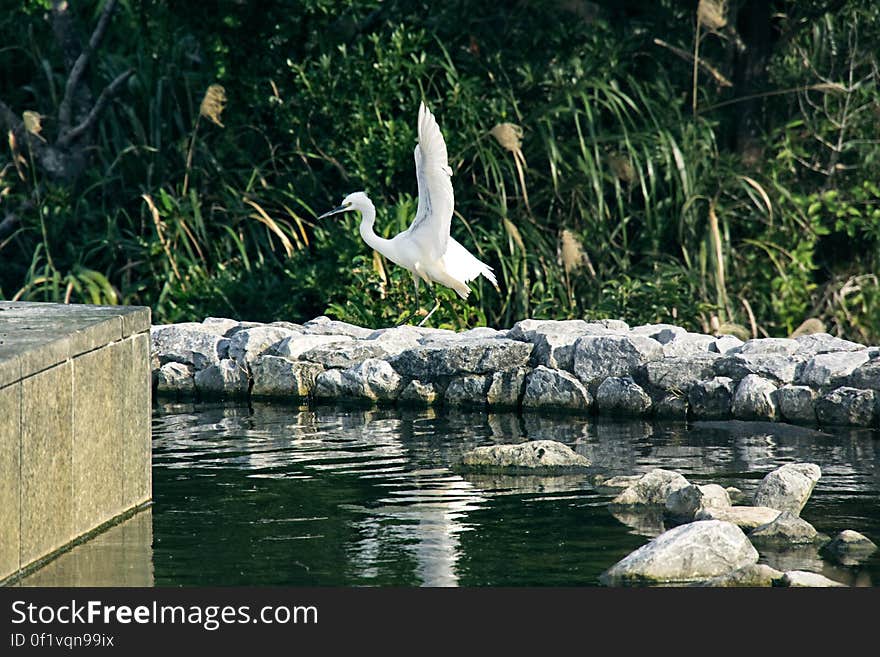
[147,401,880,587]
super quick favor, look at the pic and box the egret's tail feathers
[443,237,499,296]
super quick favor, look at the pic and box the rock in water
[753,463,821,515]
[665,484,731,520]
[611,469,690,506]
[600,520,759,585]
[694,506,781,530]
[748,511,823,545]
[823,530,878,565]
[460,440,591,472]
[697,563,783,587]
[780,571,847,587]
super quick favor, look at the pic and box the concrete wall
[0,302,152,584]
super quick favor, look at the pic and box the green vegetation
[1,1,878,340]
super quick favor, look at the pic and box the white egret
[318,102,498,326]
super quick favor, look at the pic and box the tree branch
[58,68,133,147]
[57,0,118,134]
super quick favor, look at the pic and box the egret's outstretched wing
[406,102,454,261]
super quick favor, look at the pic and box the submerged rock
[611,469,690,506]
[753,463,822,515]
[460,440,591,472]
[600,520,759,585]
[694,506,781,530]
[698,563,783,587]
[780,571,847,587]
[522,366,592,411]
[749,511,824,545]
[823,530,878,565]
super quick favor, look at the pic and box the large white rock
[600,520,759,585]
[643,354,720,392]
[773,385,817,424]
[508,319,615,371]
[301,315,373,338]
[460,440,591,471]
[274,334,353,360]
[749,511,822,545]
[714,353,802,384]
[661,332,715,357]
[391,338,533,379]
[522,366,592,410]
[611,469,690,506]
[794,333,866,357]
[698,563,783,587]
[572,334,664,385]
[739,338,800,356]
[753,463,822,515]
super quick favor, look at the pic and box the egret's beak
[317,204,351,219]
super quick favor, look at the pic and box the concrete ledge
[0,301,152,583]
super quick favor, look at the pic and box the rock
[596,319,630,332]
[595,377,652,415]
[151,323,229,370]
[665,484,731,520]
[661,333,716,357]
[459,327,506,339]
[739,338,800,356]
[797,350,870,387]
[714,354,801,384]
[794,332,865,356]
[694,506,781,530]
[592,474,644,491]
[508,319,613,371]
[314,358,403,402]
[155,362,195,395]
[572,335,664,385]
[773,385,817,424]
[726,487,747,505]
[201,317,243,334]
[698,563,783,587]
[299,341,401,369]
[193,359,249,397]
[460,440,591,472]
[301,316,373,338]
[780,571,847,587]
[390,338,533,379]
[398,380,440,406]
[840,360,880,391]
[815,387,878,427]
[611,469,690,506]
[629,324,687,343]
[599,520,759,585]
[251,356,324,398]
[487,368,527,408]
[522,366,592,411]
[753,463,821,515]
[643,353,720,392]
[688,377,735,419]
[653,393,688,419]
[444,375,491,407]
[269,320,306,332]
[823,530,878,565]
[749,511,823,545]
[731,374,778,420]
[274,334,353,360]
[227,326,301,365]
[711,335,744,355]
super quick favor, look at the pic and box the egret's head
[318,191,370,219]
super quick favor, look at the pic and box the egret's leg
[396,275,423,326]
[418,287,441,327]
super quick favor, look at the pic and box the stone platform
[0,301,152,584]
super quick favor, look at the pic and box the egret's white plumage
[319,102,497,324]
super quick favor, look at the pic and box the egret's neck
[356,200,392,255]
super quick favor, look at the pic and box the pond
[20,402,880,586]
